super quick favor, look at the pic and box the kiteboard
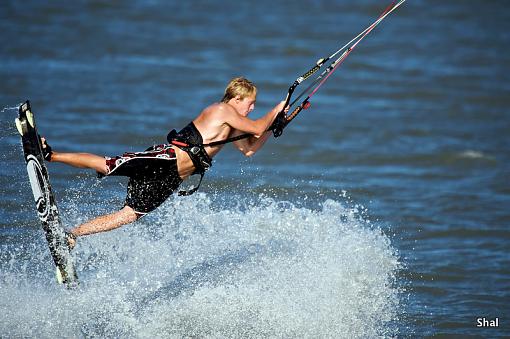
[15,100,78,287]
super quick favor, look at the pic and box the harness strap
[203,133,252,147]
[177,172,204,196]
[167,129,211,196]
[201,123,282,148]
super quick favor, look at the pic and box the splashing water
[0,193,401,338]
[1,103,23,114]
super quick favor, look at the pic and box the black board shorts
[102,145,183,216]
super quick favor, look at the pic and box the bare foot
[66,232,77,250]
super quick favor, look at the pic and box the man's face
[236,94,256,116]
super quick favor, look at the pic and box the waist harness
[167,122,212,196]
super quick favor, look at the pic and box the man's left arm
[233,130,272,157]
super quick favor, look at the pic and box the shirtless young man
[43,77,287,248]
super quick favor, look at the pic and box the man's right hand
[274,100,290,115]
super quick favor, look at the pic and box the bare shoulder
[195,103,233,129]
[197,103,237,125]
[202,102,235,116]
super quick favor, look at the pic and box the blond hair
[221,77,257,103]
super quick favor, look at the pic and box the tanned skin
[44,95,287,248]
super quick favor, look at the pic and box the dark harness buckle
[190,146,200,155]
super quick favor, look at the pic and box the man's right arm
[220,102,284,136]
[229,101,288,156]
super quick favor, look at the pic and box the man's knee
[120,205,142,222]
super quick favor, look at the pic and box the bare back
[174,103,240,179]
[174,96,281,179]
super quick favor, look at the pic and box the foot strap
[65,231,76,251]
[38,134,53,161]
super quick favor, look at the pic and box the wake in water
[0,192,401,338]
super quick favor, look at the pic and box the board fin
[56,267,64,284]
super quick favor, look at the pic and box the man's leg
[41,139,138,248]
[67,206,140,248]
[51,151,107,175]
[42,138,107,175]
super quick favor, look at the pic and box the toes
[68,237,76,250]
